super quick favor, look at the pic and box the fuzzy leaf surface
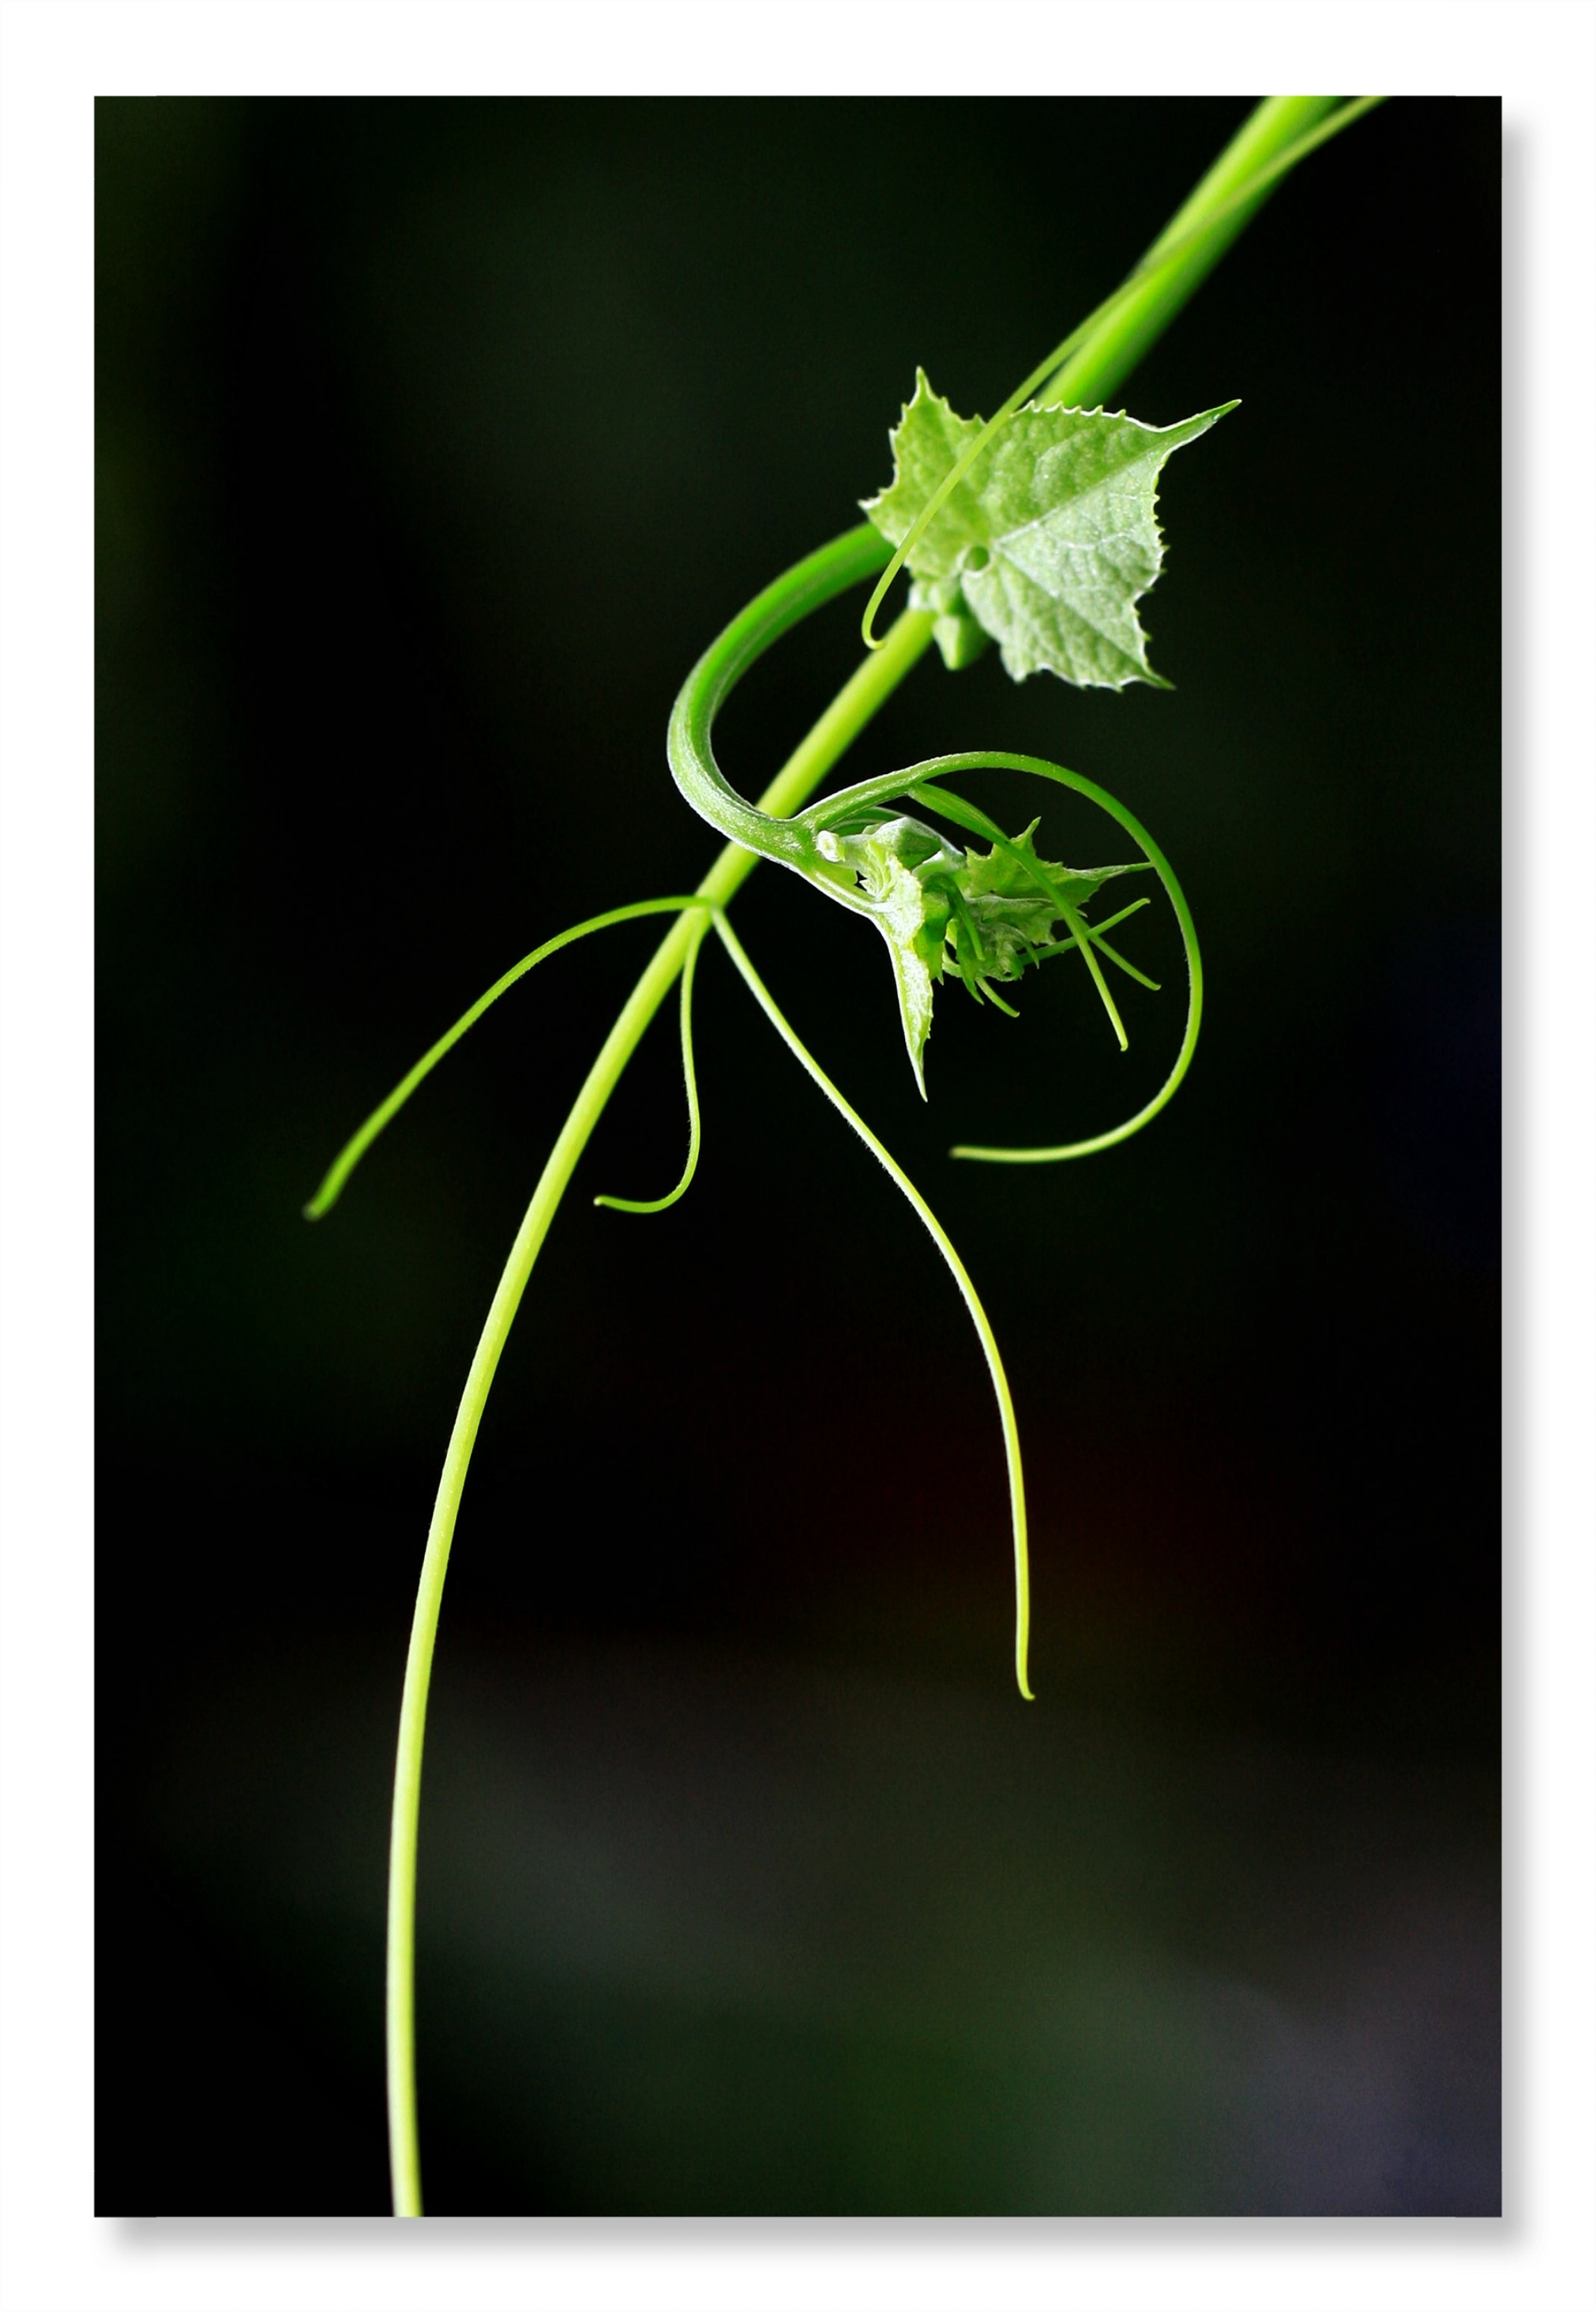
[862,370,1236,686]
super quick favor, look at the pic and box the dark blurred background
[96,98,1500,2215]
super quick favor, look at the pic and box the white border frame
[3,6,1591,2308]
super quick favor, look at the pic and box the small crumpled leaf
[832,817,956,1096]
[954,821,1140,981]
[862,370,1236,686]
[824,813,1145,1094]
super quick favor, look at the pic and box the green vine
[306,94,1384,2217]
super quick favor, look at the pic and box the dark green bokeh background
[97,99,1500,2214]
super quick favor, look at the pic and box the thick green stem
[384,92,1378,2216]
[1043,96,1342,408]
[385,606,932,2216]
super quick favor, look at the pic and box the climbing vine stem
[303,93,1388,2215]
[380,601,932,2220]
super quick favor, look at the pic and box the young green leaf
[824,815,956,1096]
[862,371,1236,686]
[951,821,1142,981]
[818,810,1146,1094]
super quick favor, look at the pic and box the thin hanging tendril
[302,896,709,1220]
[594,912,710,1215]
[710,907,1034,1701]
